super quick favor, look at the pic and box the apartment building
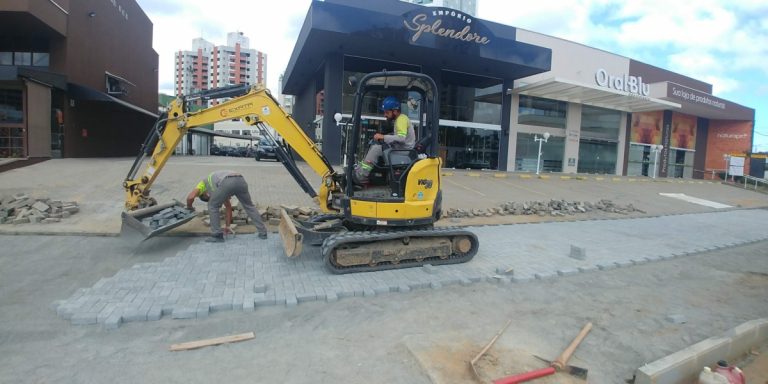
[175,32,266,103]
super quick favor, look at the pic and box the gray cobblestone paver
[53,209,768,328]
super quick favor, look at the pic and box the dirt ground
[0,233,766,383]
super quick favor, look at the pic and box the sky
[135,0,768,152]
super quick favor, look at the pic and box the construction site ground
[0,156,767,383]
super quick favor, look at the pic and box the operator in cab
[353,96,416,186]
[186,170,268,243]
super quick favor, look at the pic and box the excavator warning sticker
[417,191,424,200]
[261,106,271,115]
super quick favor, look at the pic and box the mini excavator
[122,71,478,273]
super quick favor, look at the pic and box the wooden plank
[169,332,255,352]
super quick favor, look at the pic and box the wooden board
[169,332,255,352]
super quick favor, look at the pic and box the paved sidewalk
[1,157,766,236]
[52,208,768,329]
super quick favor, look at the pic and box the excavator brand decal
[417,179,433,189]
[220,102,254,118]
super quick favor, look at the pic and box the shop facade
[284,0,755,179]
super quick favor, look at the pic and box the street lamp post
[651,144,663,179]
[723,154,730,182]
[534,132,550,175]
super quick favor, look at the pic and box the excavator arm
[123,85,340,213]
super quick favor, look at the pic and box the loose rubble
[0,193,80,224]
[200,204,321,227]
[442,199,644,219]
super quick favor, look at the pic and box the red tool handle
[492,367,556,384]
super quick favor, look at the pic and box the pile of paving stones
[201,204,321,228]
[443,199,644,218]
[140,206,196,230]
[0,193,80,224]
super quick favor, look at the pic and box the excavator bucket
[278,208,303,258]
[121,201,197,241]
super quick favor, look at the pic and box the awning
[510,77,681,113]
[67,83,158,119]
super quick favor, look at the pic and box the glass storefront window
[13,52,31,66]
[0,89,23,124]
[581,105,620,139]
[515,133,564,173]
[439,126,499,169]
[32,52,49,67]
[518,95,567,129]
[0,52,11,65]
[577,140,617,174]
[440,83,501,125]
[669,149,694,178]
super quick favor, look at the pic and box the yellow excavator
[122,71,478,273]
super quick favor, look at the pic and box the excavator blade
[278,208,304,258]
[121,201,197,241]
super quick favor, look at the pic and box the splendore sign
[403,8,493,48]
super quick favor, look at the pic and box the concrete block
[297,292,318,303]
[635,348,699,384]
[597,263,617,271]
[363,289,376,297]
[691,337,732,372]
[253,283,268,293]
[631,258,648,265]
[71,313,98,325]
[171,307,197,319]
[495,266,514,275]
[123,307,148,322]
[398,285,411,293]
[42,218,60,224]
[459,278,473,286]
[422,264,437,274]
[210,299,232,312]
[614,260,634,268]
[147,306,163,321]
[577,265,599,273]
[325,291,338,302]
[286,296,298,307]
[242,297,255,312]
[373,286,390,295]
[12,217,30,224]
[429,282,442,289]
[103,313,123,330]
[534,271,557,280]
[557,268,579,276]
[196,302,210,318]
[569,245,587,260]
[31,201,50,213]
[725,318,767,362]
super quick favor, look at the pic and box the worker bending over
[186,170,268,243]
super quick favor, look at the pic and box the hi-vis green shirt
[382,114,415,150]
[195,170,234,196]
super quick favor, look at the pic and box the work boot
[258,232,268,240]
[205,233,225,243]
[352,165,370,188]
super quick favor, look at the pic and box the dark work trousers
[208,175,267,236]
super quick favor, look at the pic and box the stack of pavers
[0,193,80,224]
[141,206,195,230]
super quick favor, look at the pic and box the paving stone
[557,268,579,276]
[398,285,411,293]
[577,265,599,273]
[422,264,437,274]
[104,313,123,330]
[286,296,298,307]
[297,292,318,303]
[71,313,98,325]
[534,272,557,280]
[325,291,338,302]
[597,263,617,271]
[614,260,634,268]
[511,275,535,283]
[171,307,196,319]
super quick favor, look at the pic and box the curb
[635,318,768,384]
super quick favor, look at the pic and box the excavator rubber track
[321,226,479,274]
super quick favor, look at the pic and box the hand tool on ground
[470,319,513,383]
[492,322,593,384]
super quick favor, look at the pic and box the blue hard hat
[380,96,401,112]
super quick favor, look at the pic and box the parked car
[254,140,278,161]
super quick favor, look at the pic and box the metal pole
[724,155,729,182]
[536,136,543,175]
[652,148,659,179]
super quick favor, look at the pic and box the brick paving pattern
[52,209,768,329]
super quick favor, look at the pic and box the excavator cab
[343,72,441,209]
